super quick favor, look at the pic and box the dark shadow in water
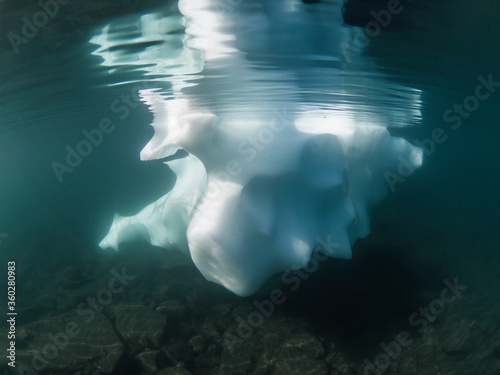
[255,235,448,356]
[343,0,416,30]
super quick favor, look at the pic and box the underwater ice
[95,0,423,296]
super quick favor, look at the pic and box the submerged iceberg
[94,0,423,296]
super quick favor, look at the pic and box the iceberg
[94,0,423,296]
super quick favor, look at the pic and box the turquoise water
[1,0,500,374]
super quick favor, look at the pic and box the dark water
[1,0,500,374]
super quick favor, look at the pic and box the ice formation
[94,0,423,296]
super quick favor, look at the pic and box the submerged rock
[492,331,500,359]
[162,342,196,364]
[100,346,124,374]
[157,364,194,375]
[136,349,170,374]
[441,319,475,354]
[398,355,418,375]
[189,335,207,354]
[282,331,325,359]
[15,312,122,373]
[114,304,167,348]
[219,344,253,375]
[273,350,329,375]
[156,299,188,317]
[270,332,328,375]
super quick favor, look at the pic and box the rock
[493,332,500,359]
[273,348,328,375]
[318,335,336,353]
[189,335,207,354]
[154,284,173,301]
[272,334,328,375]
[252,354,272,375]
[100,346,124,373]
[114,304,167,348]
[399,355,418,375]
[195,353,218,368]
[162,342,195,364]
[195,344,221,368]
[219,343,253,375]
[421,325,439,348]
[417,364,440,375]
[256,322,291,351]
[333,364,353,375]
[441,319,474,354]
[325,352,352,373]
[60,266,87,288]
[282,332,325,359]
[16,312,122,372]
[477,318,500,338]
[157,364,194,375]
[15,327,30,342]
[232,306,256,321]
[33,294,58,313]
[201,319,220,337]
[156,300,187,317]
[136,350,170,374]
[178,320,196,337]
[212,304,231,317]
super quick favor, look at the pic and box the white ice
[94,0,423,296]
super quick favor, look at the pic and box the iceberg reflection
[92,0,423,295]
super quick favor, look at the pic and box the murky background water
[1,0,499,374]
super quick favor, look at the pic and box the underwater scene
[0,0,499,374]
